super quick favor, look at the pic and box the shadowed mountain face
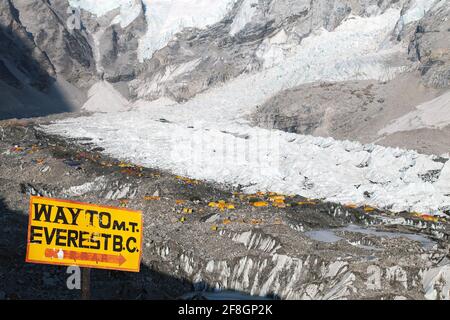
[0,1,54,91]
[0,0,97,120]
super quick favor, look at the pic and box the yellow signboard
[26,196,143,272]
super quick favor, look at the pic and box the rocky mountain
[1,0,448,114]
[407,0,450,89]
[0,0,96,119]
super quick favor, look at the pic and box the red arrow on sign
[45,248,126,266]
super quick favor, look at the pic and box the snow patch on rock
[70,0,237,59]
[110,0,143,28]
[63,176,107,197]
[69,0,124,17]
[82,81,130,112]
[70,0,142,28]
[138,0,238,61]
[379,91,450,135]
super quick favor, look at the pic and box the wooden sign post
[81,268,91,300]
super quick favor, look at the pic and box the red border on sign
[25,196,143,273]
